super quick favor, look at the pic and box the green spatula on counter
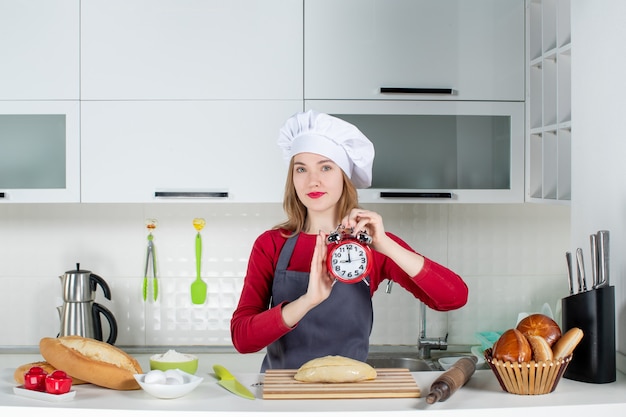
[191,218,207,304]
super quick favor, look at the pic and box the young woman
[230,110,468,371]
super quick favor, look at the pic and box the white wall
[571,1,626,372]
[0,203,570,350]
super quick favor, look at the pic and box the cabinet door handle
[154,191,229,199]
[380,192,453,199]
[380,87,454,95]
[0,192,5,199]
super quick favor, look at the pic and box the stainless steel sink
[366,356,439,372]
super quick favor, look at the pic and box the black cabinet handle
[380,192,453,199]
[0,192,5,199]
[380,87,454,95]
[154,191,229,198]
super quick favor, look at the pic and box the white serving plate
[134,370,203,399]
[13,385,76,402]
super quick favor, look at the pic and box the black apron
[261,234,373,371]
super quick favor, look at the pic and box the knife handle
[597,230,610,287]
[575,248,587,292]
[565,252,574,295]
[589,234,598,288]
[213,364,235,380]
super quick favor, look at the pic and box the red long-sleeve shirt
[230,229,468,354]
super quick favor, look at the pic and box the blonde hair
[274,158,360,236]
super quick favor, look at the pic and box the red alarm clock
[326,228,373,284]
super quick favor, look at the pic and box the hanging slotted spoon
[191,218,207,304]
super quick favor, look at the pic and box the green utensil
[152,236,158,301]
[191,218,207,304]
[143,219,158,302]
[213,364,255,400]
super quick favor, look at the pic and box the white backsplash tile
[0,203,570,349]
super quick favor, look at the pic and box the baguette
[39,336,143,390]
[294,355,377,383]
[552,327,584,359]
[14,361,88,385]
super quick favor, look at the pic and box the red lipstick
[307,192,325,199]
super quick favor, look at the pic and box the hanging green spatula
[191,218,207,304]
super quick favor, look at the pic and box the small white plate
[13,386,76,402]
[134,370,203,399]
[471,345,487,363]
[438,353,485,371]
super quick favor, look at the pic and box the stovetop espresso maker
[57,263,118,345]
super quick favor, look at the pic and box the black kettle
[57,264,118,345]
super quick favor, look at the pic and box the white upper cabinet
[0,0,79,99]
[81,0,303,100]
[80,101,300,203]
[305,0,525,102]
[307,100,525,204]
[0,101,80,203]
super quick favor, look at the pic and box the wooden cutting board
[262,368,421,399]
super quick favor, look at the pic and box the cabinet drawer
[81,100,301,203]
[305,0,524,101]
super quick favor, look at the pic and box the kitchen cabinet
[304,0,525,102]
[80,100,301,203]
[307,100,524,204]
[0,0,79,100]
[526,0,572,203]
[80,0,302,100]
[0,101,80,203]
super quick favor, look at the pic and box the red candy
[23,367,47,392]
[23,367,73,395]
[45,370,73,395]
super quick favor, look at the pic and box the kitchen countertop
[2,352,626,416]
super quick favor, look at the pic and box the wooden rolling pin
[426,356,477,404]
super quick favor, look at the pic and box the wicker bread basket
[484,348,572,395]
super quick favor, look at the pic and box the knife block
[561,286,616,383]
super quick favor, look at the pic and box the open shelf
[526,0,571,204]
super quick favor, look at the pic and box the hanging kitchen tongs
[143,219,158,302]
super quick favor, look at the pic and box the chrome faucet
[417,302,448,359]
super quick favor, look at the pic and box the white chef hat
[277,110,375,188]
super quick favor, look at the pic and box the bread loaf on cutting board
[294,355,377,383]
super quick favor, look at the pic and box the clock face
[327,240,372,283]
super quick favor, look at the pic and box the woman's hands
[281,231,335,328]
[340,208,390,251]
[341,208,425,277]
[306,231,335,303]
